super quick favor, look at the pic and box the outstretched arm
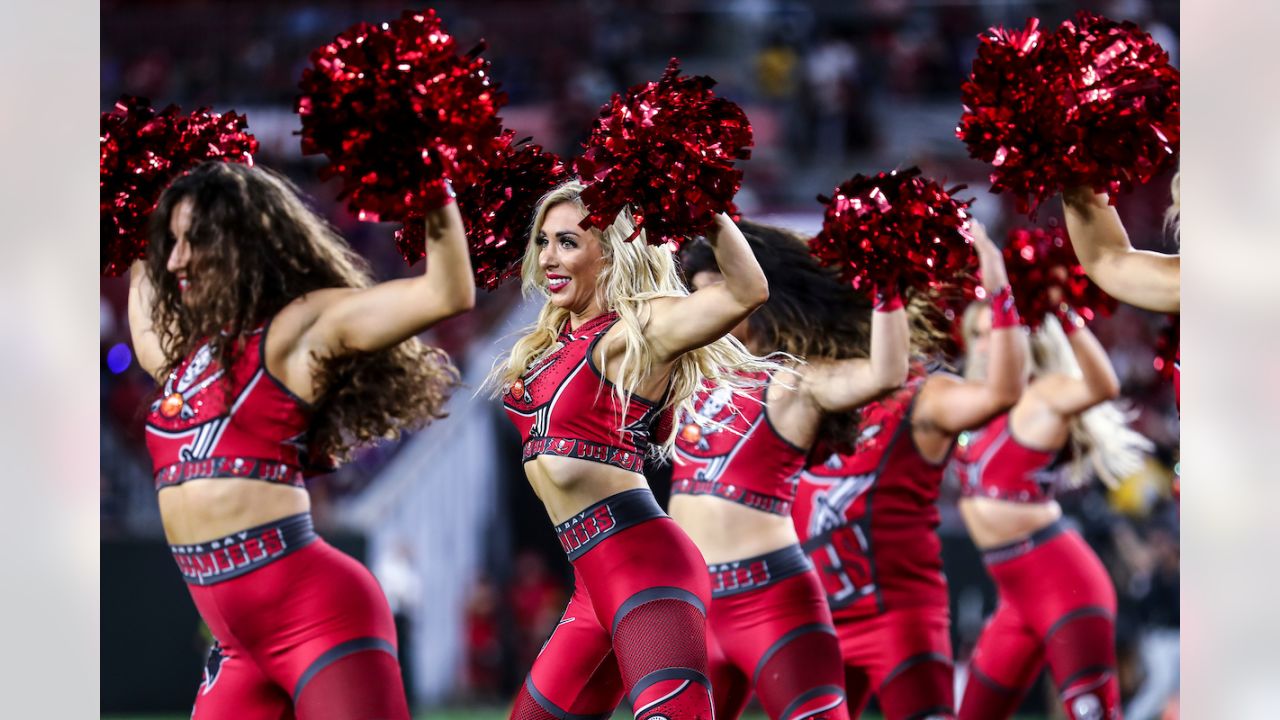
[127,259,167,381]
[915,221,1026,434]
[297,198,476,358]
[1062,187,1180,313]
[799,291,909,413]
[1027,309,1121,417]
[645,213,769,362]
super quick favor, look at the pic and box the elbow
[446,285,477,319]
[1095,375,1121,403]
[992,384,1023,411]
[877,358,910,395]
[744,277,769,310]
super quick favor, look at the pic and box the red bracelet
[422,178,457,210]
[1054,305,1084,335]
[989,286,1021,329]
[873,283,904,312]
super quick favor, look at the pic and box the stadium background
[99,0,1180,718]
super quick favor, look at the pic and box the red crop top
[951,413,1060,504]
[670,372,805,516]
[145,323,313,490]
[792,377,951,619]
[502,312,663,473]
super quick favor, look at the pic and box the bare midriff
[668,494,798,564]
[158,479,311,545]
[958,496,1063,549]
[524,455,651,526]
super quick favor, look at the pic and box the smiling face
[535,202,607,318]
[166,196,197,300]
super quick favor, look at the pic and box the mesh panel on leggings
[510,683,560,720]
[755,630,846,719]
[292,649,410,720]
[612,598,708,689]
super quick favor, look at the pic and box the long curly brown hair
[680,219,948,446]
[146,161,459,464]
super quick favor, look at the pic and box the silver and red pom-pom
[396,132,570,289]
[100,96,258,276]
[957,12,1179,216]
[574,58,753,247]
[1003,224,1117,329]
[808,167,976,300]
[296,9,508,224]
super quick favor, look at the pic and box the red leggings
[959,522,1120,720]
[511,490,714,720]
[707,545,849,720]
[180,515,408,720]
[837,606,955,720]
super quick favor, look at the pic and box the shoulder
[267,288,351,357]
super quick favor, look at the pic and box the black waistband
[981,519,1068,566]
[155,456,306,491]
[523,436,646,474]
[708,543,813,599]
[670,477,793,517]
[555,488,666,562]
[170,513,317,586]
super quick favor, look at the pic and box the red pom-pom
[1002,223,1117,328]
[100,96,258,276]
[396,132,570,289]
[957,12,1179,216]
[574,58,752,246]
[808,167,976,299]
[297,9,508,222]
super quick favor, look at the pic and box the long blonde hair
[962,305,1152,489]
[489,180,780,457]
[1028,316,1153,488]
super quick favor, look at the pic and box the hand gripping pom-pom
[573,58,753,247]
[957,12,1179,216]
[1002,224,1117,328]
[100,96,258,276]
[296,9,508,223]
[808,167,977,300]
[396,132,571,289]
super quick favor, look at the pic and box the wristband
[421,178,457,210]
[989,285,1021,329]
[873,283,904,312]
[1053,305,1084,335]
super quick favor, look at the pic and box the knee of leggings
[753,625,847,720]
[1057,667,1122,720]
[510,680,560,720]
[610,588,713,720]
[878,653,955,720]
[611,588,709,687]
[629,669,714,720]
[1044,608,1120,720]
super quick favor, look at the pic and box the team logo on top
[151,341,224,423]
[506,341,566,406]
[807,470,876,538]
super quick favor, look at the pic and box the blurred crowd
[101,0,1179,715]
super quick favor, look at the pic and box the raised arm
[1062,187,1180,313]
[1026,309,1121,417]
[645,213,769,362]
[915,221,1026,435]
[799,291,909,413]
[295,198,476,359]
[127,259,167,381]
